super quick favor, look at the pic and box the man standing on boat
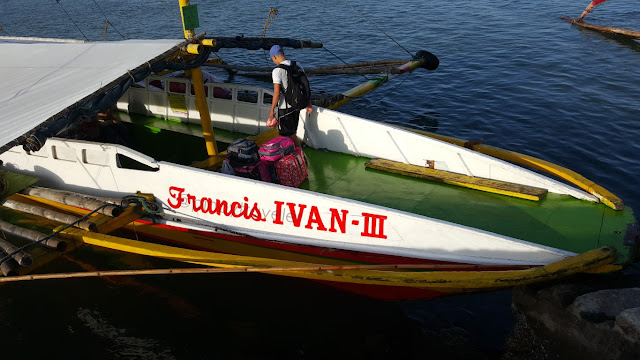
[268,45,313,149]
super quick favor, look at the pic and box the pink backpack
[258,136,295,162]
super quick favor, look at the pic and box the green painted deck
[117,113,638,265]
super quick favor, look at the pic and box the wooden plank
[365,158,548,201]
[561,17,640,39]
[399,126,624,210]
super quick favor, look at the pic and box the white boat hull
[1,138,574,266]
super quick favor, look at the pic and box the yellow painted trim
[365,158,547,201]
[273,247,616,292]
[56,227,317,269]
[401,127,624,210]
[185,43,202,54]
[201,39,216,47]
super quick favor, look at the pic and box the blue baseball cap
[269,45,283,57]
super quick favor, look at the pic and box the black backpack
[278,61,311,111]
[226,138,259,167]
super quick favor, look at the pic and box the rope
[156,0,183,23]
[372,71,412,104]
[120,195,161,215]
[344,0,413,57]
[322,46,370,81]
[54,0,89,41]
[260,8,279,67]
[0,25,12,36]
[0,203,110,267]
[91,0,126,40]
[261,8,279,38]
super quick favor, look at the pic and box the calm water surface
[1,0,639,358]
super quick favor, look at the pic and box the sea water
[1,0,639,358]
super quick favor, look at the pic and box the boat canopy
[0,37,184,154]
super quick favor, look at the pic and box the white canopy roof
[0,37,183,152]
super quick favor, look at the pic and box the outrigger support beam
[204,36,323,52]
[327,50,439,110]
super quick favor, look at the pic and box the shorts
[277,108,301,137]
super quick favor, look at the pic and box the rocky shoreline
[506,270,640,360]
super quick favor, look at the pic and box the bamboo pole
[179,0,218,156]
[0,238,33,267]
[1,200,97,232]
[0,257,18,277]
[202,59,408,76]
[23,187,122,217]
[0,263,533,283]
[0,219,67,251]
[328,51,439,110]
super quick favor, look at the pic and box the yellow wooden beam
[246,127,279,146]
[48,226,619,293]
[400,126,624,210]
[365,158,548,201]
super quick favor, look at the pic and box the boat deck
[117,113,637,264]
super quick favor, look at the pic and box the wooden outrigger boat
[561,0,640,40]
[561,17,640,40]
[0,1,638,300]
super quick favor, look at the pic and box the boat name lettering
[167,187,387,238]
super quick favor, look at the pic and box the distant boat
[561,17,640,40]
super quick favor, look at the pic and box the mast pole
[179,0,218,156]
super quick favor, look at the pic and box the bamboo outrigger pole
[327,50,439,110]
[179,0,218,156]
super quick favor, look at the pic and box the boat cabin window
[168,81,187,94]
[115,154,158,172]
[213,86,233,100]
[148,79,165,92]
[263,93,273,105]
[237,90,258,104]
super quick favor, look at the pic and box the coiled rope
[121,195,161,216]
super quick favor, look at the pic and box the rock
[536,283,583,307]
[569,288,640,323]
[513,284,640,360]
[615,307,640,340]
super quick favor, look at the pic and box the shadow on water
[576,26,640,53]
[0,271,515,360]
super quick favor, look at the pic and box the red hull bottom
[127,219,517,301]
